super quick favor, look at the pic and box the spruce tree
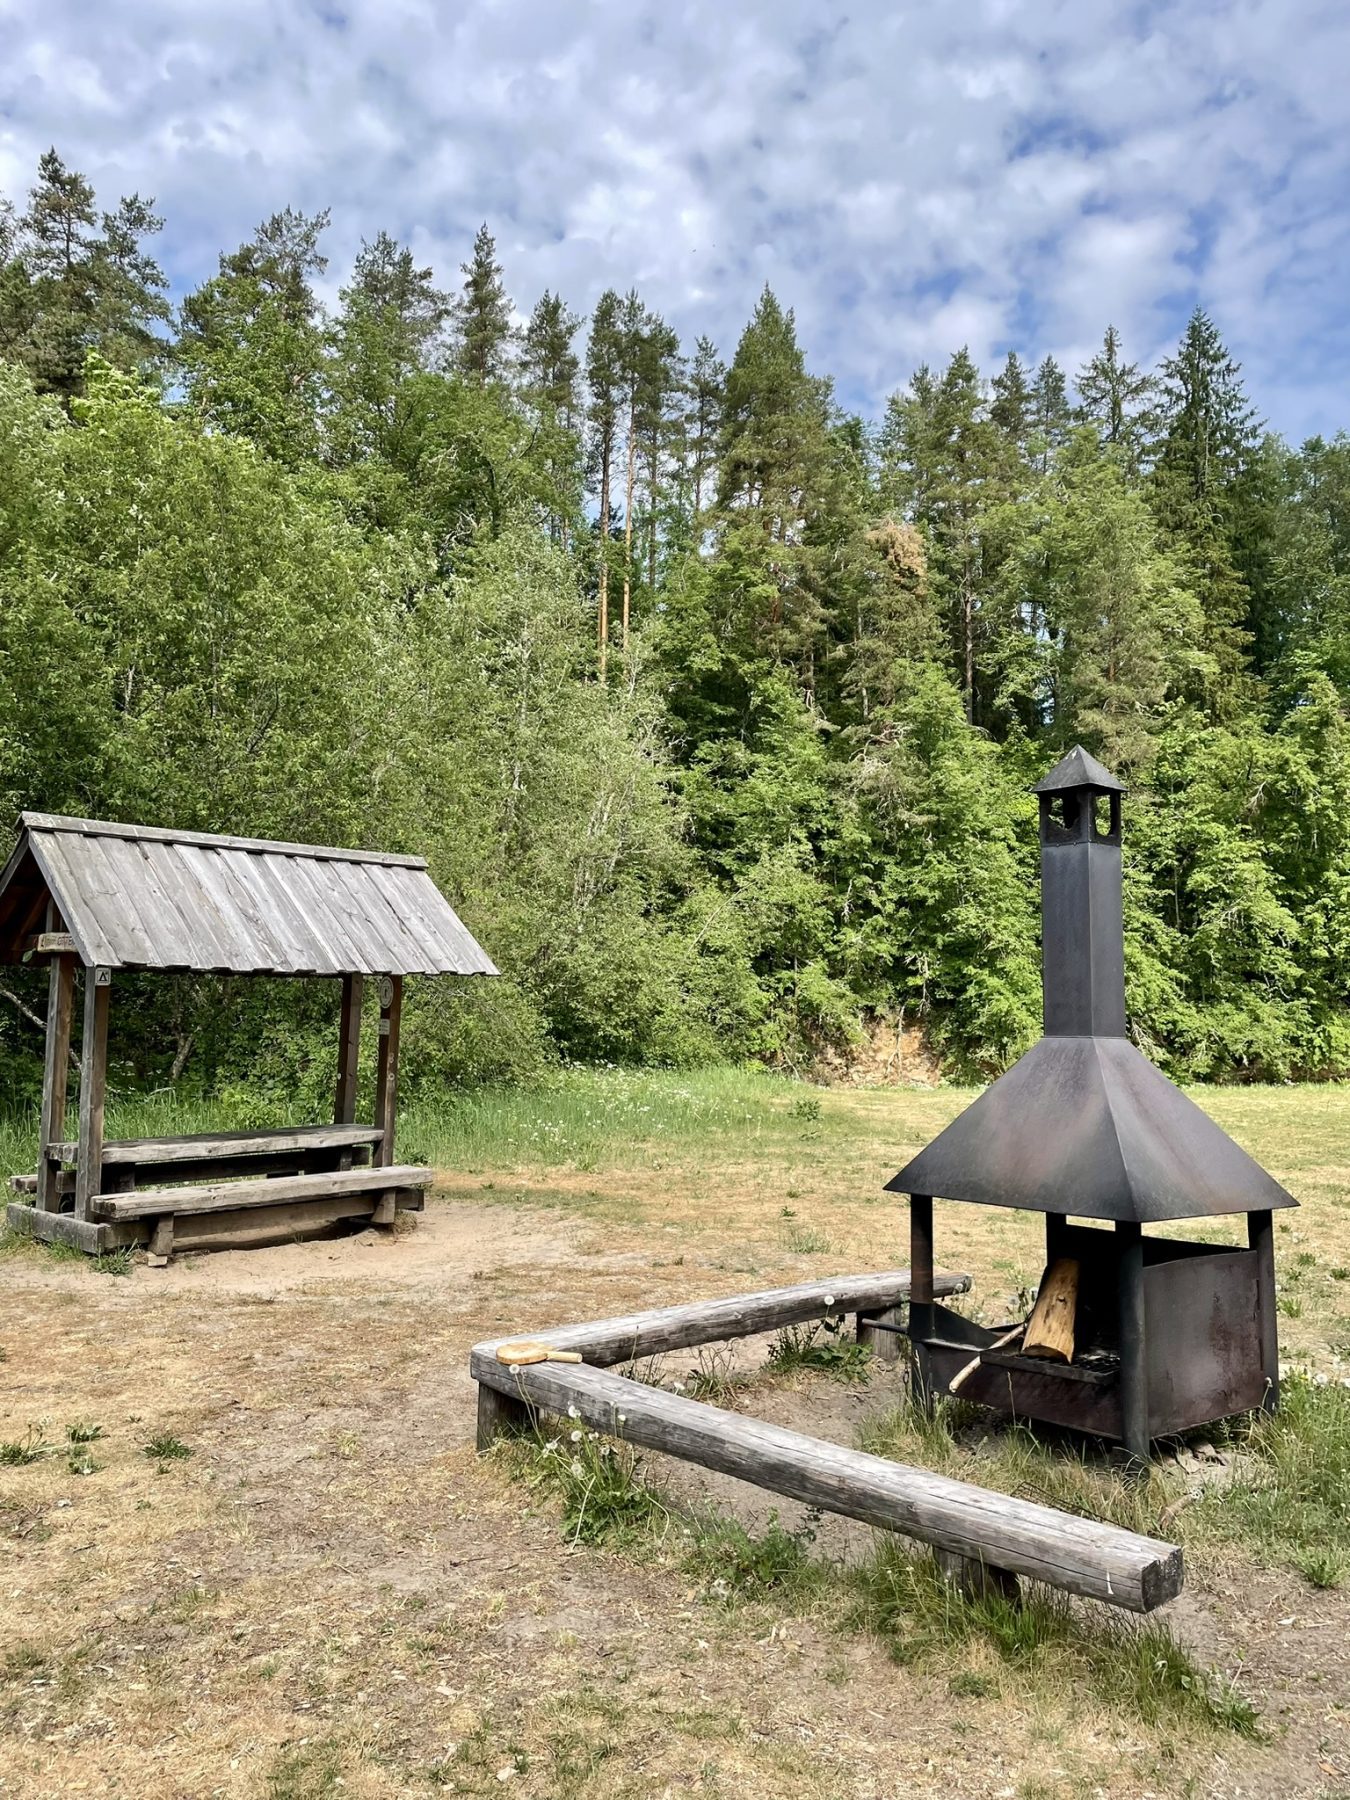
[991,351,1033,457]
[685,334,725,517]
[1031,356,1071,473]
[450,223,513,385]
[1075,325,1155,468]
[882,348,1004,720]
[1151,309,1261,709]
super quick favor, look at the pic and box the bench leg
[934,1548,1020,1604]
[476,1383,532,1452]
[147,1215,174,1267]
[372,1191,396,1226]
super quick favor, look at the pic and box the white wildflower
[570,1459,584,1477]
[570,1429,583,1443]
[566,1404,579,1419]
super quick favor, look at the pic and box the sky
[1,0,1347,441]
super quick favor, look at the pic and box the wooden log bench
[84,1162,431,1261]
[470,1270,1183,1615]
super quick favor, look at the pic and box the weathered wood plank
[92,1163,431,1220]
[20,812,427,868]
[169,1193,384,1251]
[74,970,110,1219]
[6,1202,144,1253]
[49,1124,383,1166]
[470,1355,1182,1613]
[474,1270,970,1369]
[37,928,75,1212]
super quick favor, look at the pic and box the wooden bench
[48,1124,384,1169]
[92,1163,431,1221]
[471,1269,1184,1615]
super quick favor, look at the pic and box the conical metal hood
[889,750,1297,1222]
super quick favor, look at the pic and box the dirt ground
[2,1096,1349,1799]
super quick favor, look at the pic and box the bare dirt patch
[2,1082,1349,1798]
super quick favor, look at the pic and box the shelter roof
[0,813,497,978]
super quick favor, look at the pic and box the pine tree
[585,290,624,679]
[177,208,330,465]
[1075,325,1155,468]
[0,150,167,399]
[520,289,583,542]
[450,223,513,385]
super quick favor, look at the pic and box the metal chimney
[887,747,1296,1463]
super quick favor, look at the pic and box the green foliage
[5,147,1350,1089]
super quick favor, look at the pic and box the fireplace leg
[1249,1209,1279,1414]
[1116,1221,1149,1464]
[908,1193,934,1412]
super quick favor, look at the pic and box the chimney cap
[1032,745,1125,796]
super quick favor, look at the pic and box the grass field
[2,1068,1349,1798]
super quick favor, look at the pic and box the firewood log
[1022,1257,1078,1362]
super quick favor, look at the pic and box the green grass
[1192,1375,1350,1584]
[843,1539,1260,1738]
[399,1066,850,1172]
[765,1316,873,1383]
[142,1432,193,1464]
[500,1421,1258,1737]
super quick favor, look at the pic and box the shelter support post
[37,915,76,1212]
[1249,1209,1279,1414]
[1116,1220,1149,1464]
[908,1193,934,1410]
[373,975,403,1223]
[334,974,364,1170]
[334,974,364,1126]
[73,968,111,1220]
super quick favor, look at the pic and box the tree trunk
[598,433,611,684]
[622,397,638,650]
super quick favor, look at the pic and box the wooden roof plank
[19,812,426,868]
[3,814,495,978]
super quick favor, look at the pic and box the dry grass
[2,1070,1349,1797]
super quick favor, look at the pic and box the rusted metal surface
[0,813,498,978]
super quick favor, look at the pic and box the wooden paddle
[495,1340,584,1367]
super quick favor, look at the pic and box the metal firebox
[889,748,1295,1462]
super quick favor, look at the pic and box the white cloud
[0,0,1346,438]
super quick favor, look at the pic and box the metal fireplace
[890,747,1295,1463]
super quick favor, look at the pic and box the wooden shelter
[0,813,497,1261]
